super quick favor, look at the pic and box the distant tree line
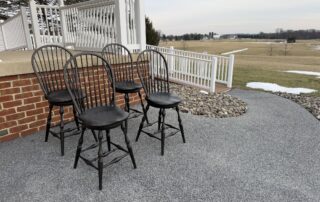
[162,32,217,41]
[161,29,320,41]
[237,29,320,40]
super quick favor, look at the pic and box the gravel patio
[1,89,320,202]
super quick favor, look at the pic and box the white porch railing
[0,0,146,52]
[28,0,145,52]
[146,45,235,92]
[0,7,32,51]
[29,1,63,48]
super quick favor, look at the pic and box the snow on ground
[246,82,317,94]
[314,45,320,51]
[285,70,320,78]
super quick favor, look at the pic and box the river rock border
[170,83,247,118]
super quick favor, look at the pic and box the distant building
[221,34,238,40]
[213,34,221,39]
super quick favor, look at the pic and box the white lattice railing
[29,1,63,47]
[146,45,235,92]
[0,7,32,51]
[0,0,145,52]
[73,0,117,51]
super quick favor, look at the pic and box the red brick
[2,100,22,108]
[17,104,35,112]
[39,125,46,131]
[26,108,43,116]
[0,108,16,116]
[31,78,39,85]
[33,91,44,96]
[0,133,20,142]
[12,79,31,87]
[19,74,33,79]
[15,92,34,100]
[0,75,18,82]
[29,119,46,128]
[0,121,17,130]
[9,124,28,133]
[0,82,11,89]
[24,97,41,104]
[51,116,61,123]
[18,116,36,124]
[6,112,25,121]
[0,117,5,123]
[21,85,40,92]
[20,128,39,137]
[35,101,48,108]
[37,113,48,120]
[0,87,21,95]
[0,95,13,102]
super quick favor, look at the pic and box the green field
[160,40,320,95]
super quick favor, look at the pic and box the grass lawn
[160,40,320,95]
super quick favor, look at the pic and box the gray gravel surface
[274,92,320,120]
[0,89,320,202]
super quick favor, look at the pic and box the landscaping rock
[170,83,247,118]
[274,92,320,121]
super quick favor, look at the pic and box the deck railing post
[168,46,175,75]
[1,25,7,50]
[227,54,235,88]
[210,57,217,93]
[20,6,33,50]
[115,0,128,47]
[58,0,67,46]
[29,0,41,48]
[135,0,146,51]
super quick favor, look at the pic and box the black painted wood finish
[102,43,148,122]
[63,53,136,190]
[31,45,81,156]
[135,49,186,156]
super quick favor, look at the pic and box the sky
[144,0,320,35]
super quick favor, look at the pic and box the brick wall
[0,62,145,142]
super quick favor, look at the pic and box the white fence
[0,7,32,51]
[29,0,145,52]
[0,0,145,52]
[146,45,235,92]
[29,1,63,48]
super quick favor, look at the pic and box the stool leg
[161,109,166,156]
[59,106,65,156]
[74,127,86,169]
[122,119,136,169]
[73,105,80,130]
[91,130,98,142]
[138,91,149,124]
[135,104,149,142]
[158,108,162,131]
[176,106,186,143]
[106,130,111,151]
[45,104,53,142]
[98,130,103,190]
[124,93,130,112]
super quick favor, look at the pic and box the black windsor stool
[63,53,136,190]
[135,49,186,156]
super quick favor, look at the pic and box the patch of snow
[200,90,209,95]
[246,82,317,95]
[285,70,320,78]
[314,45,320,51]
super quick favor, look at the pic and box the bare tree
[284,43,289,56]
[268,43,273,56]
